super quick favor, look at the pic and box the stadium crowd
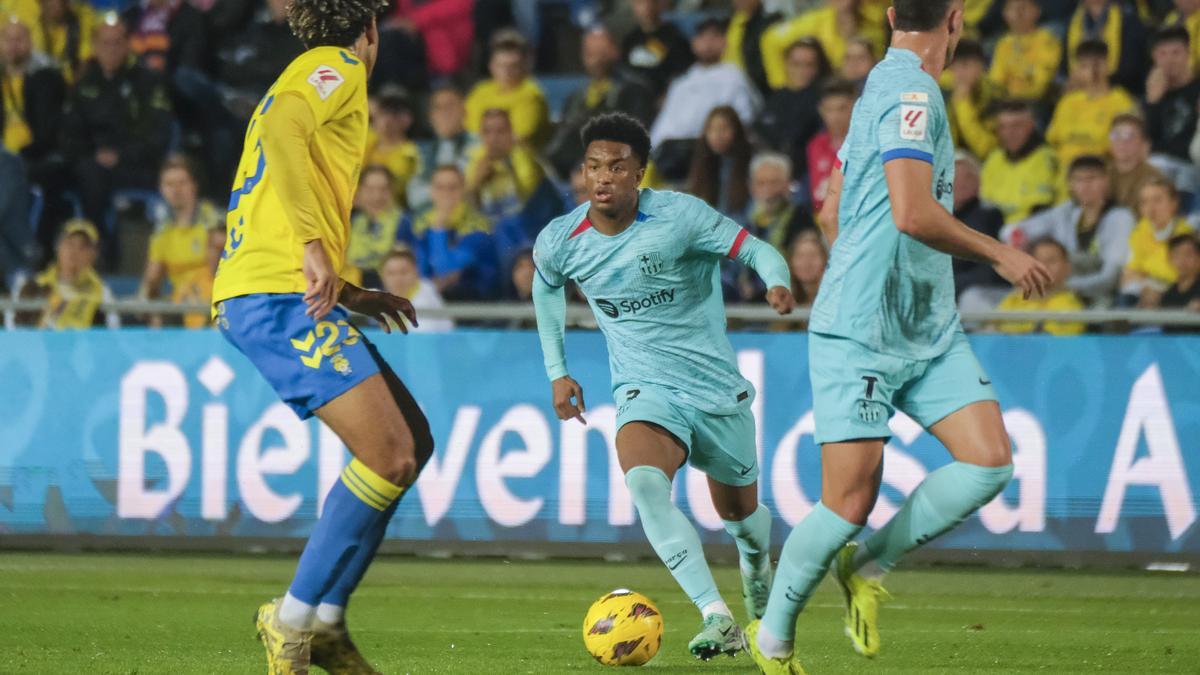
[2,0,1200,332]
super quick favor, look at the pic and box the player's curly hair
[287,0,387,49]
[581,113,651,168]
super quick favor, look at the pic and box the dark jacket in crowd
[217,13,305,115]
[622,21,693,91]
[61,61,174,169]
[545,69,655,177]
[121,0,210,74]
[736,4,780,97]
[0,62,66,164]
[953,196,1006,295]
[756,84,823,178]
[1145,78,1200,161]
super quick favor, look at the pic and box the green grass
[0,553,1198,673]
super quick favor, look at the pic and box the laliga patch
[307,65,344,100]
[900,104,927,141]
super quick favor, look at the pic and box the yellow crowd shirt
[980,145,1059,224]
[412,202,492,239]
[466,145,543,219]
[1126,218,1195,286]
[463,78,550,148]
[365,131,421,207]
[1,73,32,153]
[760,5,886,88]
[149,201,223,290]
[1046,88,1136,177]
[722,10,750,68]
[1067,3,1122,77]
[996,289,1087,336]
[1166,10,1200,72]
[213,46,369,306]
[988,28,1062,100]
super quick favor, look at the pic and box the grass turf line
[0,553,1197,673]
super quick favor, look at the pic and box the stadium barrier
[1,328,1197,566]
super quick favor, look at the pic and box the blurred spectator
[24,0,96,80]
[366,88,420,208]
[0,148,30,278]
[952,151,1007,305]
[569,165,588,206]
[760,0,887,89]
[723,0,779,96]
[1145,27,1199,162]
[1164,0,1200,73]
[1109,114,1166,210]
[622,0,693,91]
[755,37,829,176]
[348,165,408,289]
[994,238,1087,335]
[140,155,223,314]
[787,229,826,310]
[464,30,550,148]
[410,84,476,212]
[840,36,876,88]
[391,0,473,79]
[215,0,304,123]
[1004,155,1135,305]
[686,106,751,217]
[807,78,855,213]
[410,164,500,300]
[16,219,117,328]
[981,101,1057,224]
[1122,177,1195,305]
[508,247,534,302]
[2,17,68,254]
[466,108,543,221]
[948,40,998,161]
[368,16,428,95]
[745,152,815,253]
[1159,234,1200,328]
[121,0,207,74]
[378,247,453,332]
[649,18,761,148]
[169,223,223,329]
[989,0,1061,102]
[62,18,173,230]
[546,26,654,178]
[1066,0,1147,95]
[1048,41,1137,185]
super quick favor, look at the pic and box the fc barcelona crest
[638,252,664,276]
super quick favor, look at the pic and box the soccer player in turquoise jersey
[532,113,796,660]
[746,2,1052,673]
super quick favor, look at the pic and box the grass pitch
[0,552,1197,673]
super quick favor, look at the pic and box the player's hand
[992,245,1052,300]
[341,285,418,334]
[552,376,586,425]
[766,286,796,315]
[302,240,339,319]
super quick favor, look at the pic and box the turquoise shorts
[614,383,759,487]
[809,330,997,445]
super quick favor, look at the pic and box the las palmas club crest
[639,252,664,276]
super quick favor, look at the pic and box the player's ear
[635,163,646,186]
[886,6,896,30]
[366,17,380,46]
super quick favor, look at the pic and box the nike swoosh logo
[739,463,756,477]
[719,626,733,637]
[979,377,992,385]
[668,557,687,571]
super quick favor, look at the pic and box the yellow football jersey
[213,46,368,306]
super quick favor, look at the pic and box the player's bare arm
[819,168,843,244]
[884,158,1052,298]
[338,282,419,334]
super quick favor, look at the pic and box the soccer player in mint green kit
[532,113,796,660]
[745,2,1053,673]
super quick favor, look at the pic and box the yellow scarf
[35,265,105,329]
[1068,3,1121,75]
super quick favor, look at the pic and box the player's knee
[374,427,418,486]
[822,487,877,526]
[625,466,672,506]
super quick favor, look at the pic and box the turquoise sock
[722,504,772,573]
[762,502,862,642]
[288,460,403,605]
[860,462,1013,573]
[625,466,724,613]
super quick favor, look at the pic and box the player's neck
[587,199,639,235]
[890,33,948,79]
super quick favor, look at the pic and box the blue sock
[762,502,862,643]
[858,462,1013,573]
[317,498,400,611]
[288,459,403,607]
[625,466,725,615]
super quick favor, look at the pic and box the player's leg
[311,341,435,674]
[848,335,1012,578]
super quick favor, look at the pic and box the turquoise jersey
[533,189,753,415]
[810,48,961,361]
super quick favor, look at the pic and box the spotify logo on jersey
[596,299,619,318]
[594,289,677,319]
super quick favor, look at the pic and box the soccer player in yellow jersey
[211,1,435,673]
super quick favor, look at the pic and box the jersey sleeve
[877,86,944,165]
[532,224,567,287]
[276,53,366,126]
[677,193,749,258]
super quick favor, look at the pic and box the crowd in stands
[3,0,1200,334]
